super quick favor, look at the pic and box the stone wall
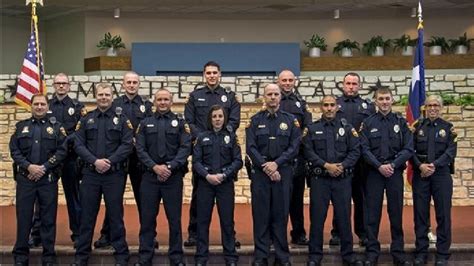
[0,73,473,206]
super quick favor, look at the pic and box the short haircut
[154,87,172,100]
[95,83,113,95]
[321,95,337,102]
[374,88,392,98]
[31,93,48,103]
[206,104,227,130]
[425,94,444,107]
[203,61,221,71]
[54,72,69,82]
[343,72,361,83]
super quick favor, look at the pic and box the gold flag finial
[26,0,44,6]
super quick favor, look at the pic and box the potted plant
[304,34,328,57]
[333,39,360,57]
[392,34,417,56]
[97,32,126,56]
[424,36,449,55]
[362,35,391,56]
[448,32,473,55]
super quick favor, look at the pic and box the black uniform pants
[138,172,184,264]
[251,167,292,263]
[413,167,452,261]
[289,155,307,240]
[100,151,142,238]
[13,175,58,264]
[61,156,81,240]
[332,161,367,240]
[309,176,353,262]
[187,170,199,237]
[195,178,238,264]
[365,168,405,262]
[75,170,129,264]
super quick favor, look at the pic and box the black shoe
[134,263,143,266]
[274,262,291,266]
[359,238,368,247]
[253,260,268,266]
[154,239,159,249]
[291,235,309,245]
[174,262,185,266]
[329,235,340,246]
[93,235,111,249]
[435,260,447,266]
[226,262,237,266]
[235,240,241,248]
[70,262,86,266]
[393,259,411,266]
[115,263,128,266]
[184,236,196,247]
[28,237,41,248]
[343,259,364,266]
[413,257,426,266]
[307,261,320,266]
[195,263,207,266]
[364,260,377,266]
[42,263,55,266]
[15,262,28,266]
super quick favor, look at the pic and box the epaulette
[394,112,404,119]
[72,98,79,107]
[413,118,424,128]
[175,113,184,120]
[226,125,234,133]
[364,98,372,104]
[340,118,348,127]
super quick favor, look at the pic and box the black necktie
[158,117,167,158]
[380,117,390,161]
[30,120,42,164]
[97,114,106,158]
[326,123,336,162]
[428,123,436,162]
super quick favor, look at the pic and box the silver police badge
[439,129,446,137]
[338,127,345,136]
[295,101,301,108]
[140,105,146,113]
[22,126,29,133]
[224,135,230,144]
[113,117,119,125]
[221,95,228,103]
[280,122,288,130]
[362,102,368,109]
[171,119,178,127]
[394,124,400,133]
[87,118,94,124]
[68,107,75,116]
[419,129,424,136]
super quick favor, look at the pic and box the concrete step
[1,244,474,265]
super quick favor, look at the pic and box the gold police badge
[280,122,288,130]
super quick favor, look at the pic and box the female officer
[193,105,242,266]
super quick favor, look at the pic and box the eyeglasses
[125,81,139,85]
[426,104,441,108]
[280,79,295,82]
[322,103,336,107]
[53,82,69,86]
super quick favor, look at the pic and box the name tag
[315,131,323,134]
[146,124,154,127]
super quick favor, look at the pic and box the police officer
[277,70,312,246]
[10,94,67,266]
[360,88,413,266]
[246,84,301,266]
[193,105,242,266]
[72,83,133,266]
[331,72,375,247]
[48,73,86,246]
[411,95,457,266]
[94,71,153,249]
[184,61,241,246]
[303,95,362,266]
[134,88,191,266]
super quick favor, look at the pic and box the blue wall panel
[131,43,300,76]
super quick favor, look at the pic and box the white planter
[401,46,414,56]
[371,46,384,56]
[309,47,321,57]
[106,47,117,56]
[341,47,353,57]
[429,45,442,55]
[454,45,468,55]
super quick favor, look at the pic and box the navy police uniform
[184,85,241,239]
[73,107,133,265]
[411,118,457,264]
[280,91,312,244]
[95,95,152,243]
[135,111,191,266]
[303,118,360,264]
[246,108,301,264]
[193,127,243,265]
[360,112,414,263]
[47,95,85,242]
[10,116,67,265]
[332,95,375,244]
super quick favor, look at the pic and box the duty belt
[85,162,126,172]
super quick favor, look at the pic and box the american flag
[405,1,426,186]
[15,17,46,109]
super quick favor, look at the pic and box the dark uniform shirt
[303,118,360,169]
[360,112,414,169]
[412,117,457,169]
[10,117,67,171]
[193,128,243,181]
[246,109,301,168]
[74,107,133,165]
[113,94,153,134]
[135,111,192,171]
[184,85,241,138]
[280,91,312,130]
[336,94,375,131]
[48,95,85,135]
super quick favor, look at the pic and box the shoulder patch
[451,126,458,142]
[351,128,359,137]
[80,107,87,117]
[184,123,191,134]
[359,122,364,132]
[245,120,251,129]
[126,119,133,130]
[75,121,81,131]
[303,127,308,137]
[60,127,67,137]
[136,124,141,134]
[293,118,300,128]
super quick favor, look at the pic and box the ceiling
[1,0,474,20]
